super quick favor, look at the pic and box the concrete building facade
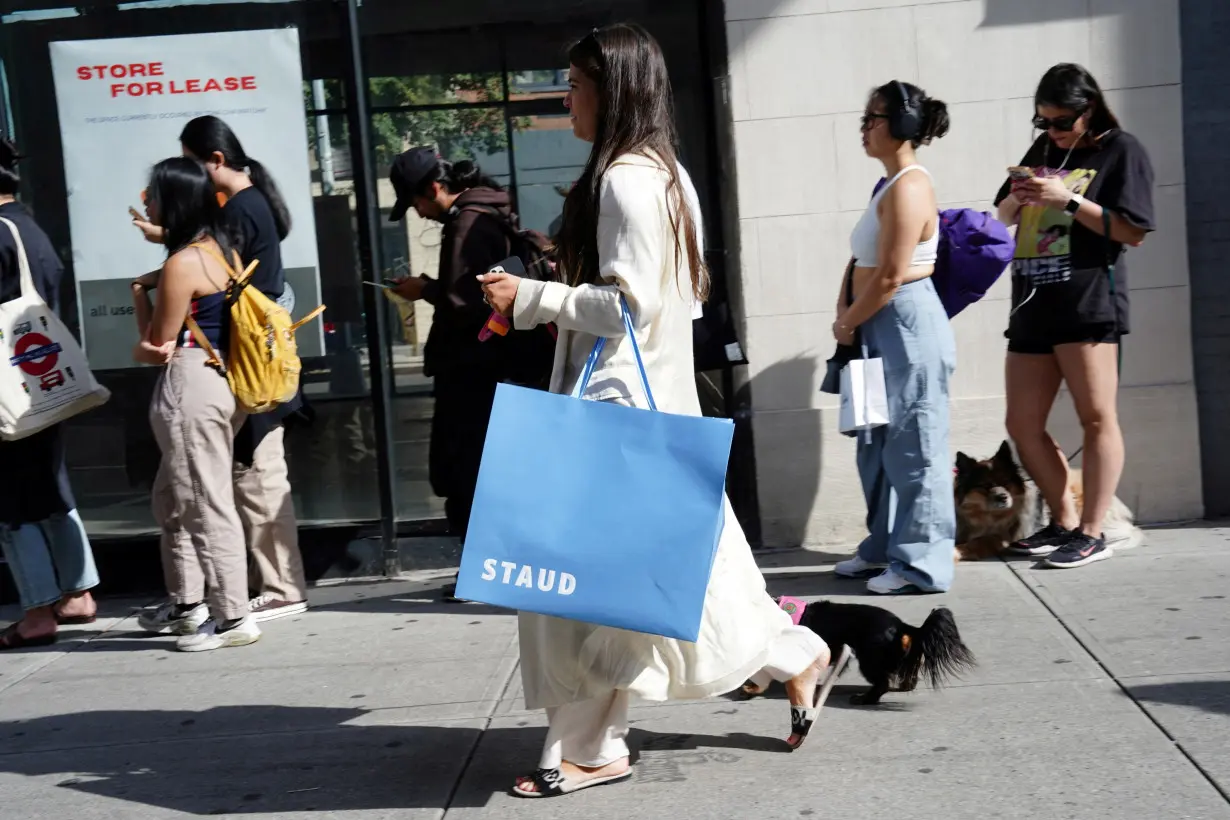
[721,0,1203,547]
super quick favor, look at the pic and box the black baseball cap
[388,146,440,222]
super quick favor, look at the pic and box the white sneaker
[137,602,209,636]
[177,616,261,652]
[866,569,921,595]
[834,555,888,578]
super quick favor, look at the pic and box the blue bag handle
[569,294,658,411]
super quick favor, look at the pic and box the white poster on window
[48,28,323,370]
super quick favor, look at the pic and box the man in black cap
[387,146,519,602]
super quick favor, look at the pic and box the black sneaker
[1042,532,1113,569]
[1007,522,1071,556]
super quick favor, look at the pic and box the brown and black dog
[954,440,1143,561]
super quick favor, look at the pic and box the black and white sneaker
[1007,522,1072,556]
[1042,532,1113,569]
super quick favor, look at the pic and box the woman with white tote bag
[0,140,101,649]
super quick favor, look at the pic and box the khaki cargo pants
[150,348,249,622]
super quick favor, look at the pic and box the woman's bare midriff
[851,263,935,296]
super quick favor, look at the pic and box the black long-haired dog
[793,601,976,705]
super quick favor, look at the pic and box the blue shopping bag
[454,297,734,642]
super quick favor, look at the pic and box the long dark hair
[1035,63,1121,136]
[415,156,503,197]
[179,115,291,240]
[557,23,708,302]
[147,157,233,260]
[0,139,21,196]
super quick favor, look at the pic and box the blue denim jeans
[854,278,957,592]
[0,509,99,610]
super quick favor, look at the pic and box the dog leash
[1065,208,1121,464]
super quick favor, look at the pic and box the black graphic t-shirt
[994,129,1155,340]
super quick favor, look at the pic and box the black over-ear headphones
[888,80,922,142]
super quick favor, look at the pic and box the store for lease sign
[48,29,324,370]
[75,61,259,98]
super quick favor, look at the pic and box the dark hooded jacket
[419,187,515,378]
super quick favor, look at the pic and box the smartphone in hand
[129,206,144,221]
[1007,166,1035,181]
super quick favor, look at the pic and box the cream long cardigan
[510,152,793,710]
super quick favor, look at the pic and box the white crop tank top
[849,164,939,269]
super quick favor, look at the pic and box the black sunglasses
[861,112,890,131]
[1033,111,1086,132]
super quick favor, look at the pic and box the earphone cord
[1065,207,1121,463]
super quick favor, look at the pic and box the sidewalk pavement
[1,526,1228,820]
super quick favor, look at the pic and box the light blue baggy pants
[853,277,957,592]
[0,509,99,610]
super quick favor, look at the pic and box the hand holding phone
[477,256,526,341]
[1007,166,1035,181]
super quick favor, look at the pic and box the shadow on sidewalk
[1130,680,1230,717]
[0,705,793,814]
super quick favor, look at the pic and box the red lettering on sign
[241,76,257,90]
[185,79,201,93]
[147,81,164,95]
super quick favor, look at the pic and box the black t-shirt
[224,187,284,300]
[994,129,1155,339]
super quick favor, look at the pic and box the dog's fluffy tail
[901,607,977,690]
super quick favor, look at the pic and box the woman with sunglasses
[994,63,1155,568]
[831,81,956,595]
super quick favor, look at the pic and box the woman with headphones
[831,80,957,595]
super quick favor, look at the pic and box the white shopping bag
[839,350,889,435]
[0,217,110,441]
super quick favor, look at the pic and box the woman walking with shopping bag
[830,81,958,595]
[477,23,833,797]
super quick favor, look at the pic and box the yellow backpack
[184,244,325,414]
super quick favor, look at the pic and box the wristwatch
[1064,193,1085,215]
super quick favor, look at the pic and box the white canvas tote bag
[0,217,109,440]
[838,344,889,435]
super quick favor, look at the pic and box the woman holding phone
[994,63,1155,568]
[478,23,833,798]
[131,156,258,651]
[133,116,309,628]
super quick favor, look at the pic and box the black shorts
[1006,322,1122,355]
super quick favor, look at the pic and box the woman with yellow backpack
[132,116,314,629]
[130,157,261,652]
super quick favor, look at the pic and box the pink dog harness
[777,595,807,626]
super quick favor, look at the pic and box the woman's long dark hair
[1035,63,1121,136]
[0,139,21,196]
[415,156,503,197]
[147,157,233,260]
[179,115,292,240]
[557,23,708,302]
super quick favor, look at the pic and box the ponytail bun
[918,98,950,145]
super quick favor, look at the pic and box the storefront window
[0,0,728,546]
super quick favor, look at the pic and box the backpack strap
[180,243,243,374]
[289,304,327,332]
